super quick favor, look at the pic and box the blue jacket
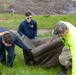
[18,20,37,39]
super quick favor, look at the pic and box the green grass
[0,13,74,75]
[0,13,76,30]
[0,14,24,30]
[0,46,64,75]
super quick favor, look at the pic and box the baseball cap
[54,22,67,35]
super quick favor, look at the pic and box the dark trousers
[0,44,15,67]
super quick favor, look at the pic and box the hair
[54,22,67,35]
[25,12,31,16]
[2,33,14,44]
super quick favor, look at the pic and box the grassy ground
[0,13,76,30]
[0,13,75,75]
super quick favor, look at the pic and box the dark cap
[54,22,67,35]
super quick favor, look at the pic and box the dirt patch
[38,29,51,35]
[0,20,14,23]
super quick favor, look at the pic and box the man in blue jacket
[18,12,37,39]
[0,28,33,67]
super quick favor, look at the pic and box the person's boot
[57,71,65,75]
[57,65,68,75]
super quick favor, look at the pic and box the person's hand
[3,31,9,34]
[22,35,25,40]
[23,49,34,61]
[65,60,72,69]
[0,31,9,35]
[34,37,37,39]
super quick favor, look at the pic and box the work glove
[23,49,34,65]
[34,37,37,39]
[22,35,25,39]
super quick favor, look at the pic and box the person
[53,21,76,75]
[0,28,33,67]
[18,11,37,39]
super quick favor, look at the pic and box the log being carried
[22,35,64,67]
